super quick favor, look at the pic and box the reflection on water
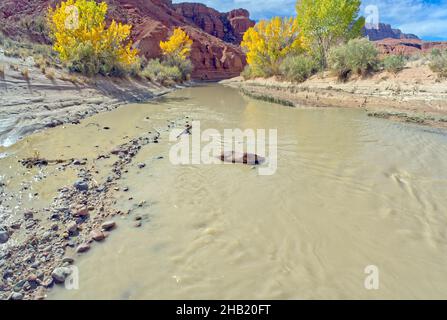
[3,84,447,299]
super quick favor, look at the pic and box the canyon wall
[0,0,255,80]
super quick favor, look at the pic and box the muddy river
[2,84,447,299]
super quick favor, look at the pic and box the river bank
[0,53,194,300]
[0,53,178,147]
[0,93,193,299]
[221,63,447,129]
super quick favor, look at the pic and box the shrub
[162,56,193,81]
[21,68,30,80]
[240,65,253,80]
[279,54,315,82]
[141,59,182,85]
[429,49,447,78]
[328,38,379,80]
[239,64,269,79]
[382,55,406,74]
[47,0,139,76]
[328,45,351,80]
[0,64,4,77]
[45,68,56,80]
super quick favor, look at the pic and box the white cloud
[362,0,447,39]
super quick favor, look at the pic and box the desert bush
[328,38,379,80]
[141,59,182,85]
[21,68,30,80]
[239,64,269,79]
[162,56,193,81]
[279,54,316,82]
[382,55,406,74]
[240,65,253,80]
[0,64,5,77]
[45,68,56,80]
[429,49,447,78]
[47,0,139,76]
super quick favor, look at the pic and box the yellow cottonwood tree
[47,0,138,75]
[241,17,303,77]
[160,28,193,62]
[296,0,365,68]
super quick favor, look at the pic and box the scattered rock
[62,257,75,264]
[9,292,24,300]
[101,221,116,231]
[24,211,34,220]
[90,230,105,241]
[66,221,78,234]
[74,180,89,191]
[134,221,142,228]
[51,267,72,283]
[0,230,9,244]
[74,207,89,217]
[76,243,90,253]
[137,163,146,169]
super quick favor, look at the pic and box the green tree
[296,0,365,69]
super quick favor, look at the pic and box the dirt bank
[221,63,447,129]
[0,54,175,147]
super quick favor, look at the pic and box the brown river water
[1,84,447,299]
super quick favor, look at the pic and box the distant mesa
[363,23,419,41]
[363,23,447,56]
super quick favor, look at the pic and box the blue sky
[173,0,447,40]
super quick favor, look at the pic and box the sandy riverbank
[221,63,447,129]
[0,54,176,147]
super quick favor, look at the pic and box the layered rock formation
[173,3,254,44]
[364,23,419,41]
[375,38,447,55]
[0,0,255,80]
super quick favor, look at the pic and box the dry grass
[21,67,30,80]
[9,64,19,71]
[0,64,5,77]
[59,73,79,84]
[45,68,56,80]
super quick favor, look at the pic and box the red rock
[74,207,89,217]
[374,38,447,56]
[101,220,116,231]
[90,230,105,241]
[76,243,91,253]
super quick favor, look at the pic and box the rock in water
[74,180,89,191]
[0,230,9,244]
[51,267,72,283]
[101,221,116,231]
[219,151,265,165]
[90,230,105,241]
[76,243,90,253]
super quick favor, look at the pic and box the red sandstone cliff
[375,38,447,56]
[0,0,255,80]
